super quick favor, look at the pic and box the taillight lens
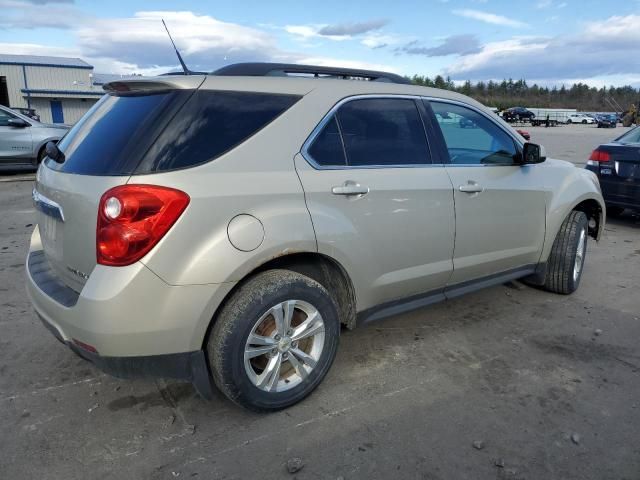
[97,185,189,266]
[588,149,611,162]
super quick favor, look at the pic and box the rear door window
[336,98,431,166]
[47,90,300,175]
[307,117,347,166]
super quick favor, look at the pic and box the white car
[566,114,595,124]
[0,105,69,170]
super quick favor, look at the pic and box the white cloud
[0,0,87,29]
[535,0,568,8]
[78,11,278,65]
[284,24,351,41]
[295,56,397,73]
[0,9,398,75]
[360,33,402,49]
[0,42,80,57]
[452,9,528,28]
[446,15,640,82]
[284,25,326,39]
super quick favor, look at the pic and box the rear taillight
[588,149,611,163]
[97,185,189,266]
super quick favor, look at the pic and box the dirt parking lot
[1,124,639,479]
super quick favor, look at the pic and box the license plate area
[616,161,640,180]
[39,211,64,265]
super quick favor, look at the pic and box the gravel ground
[523,123,632,166]
[1,124,639,479]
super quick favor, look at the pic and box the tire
[207,269,340,411]
[567,119,572,124]
[543,211,589,295]
[606,205,625,217]
[582,119,587,124]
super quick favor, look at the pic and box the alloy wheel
[573,228,586,282]
[244,300,325,393]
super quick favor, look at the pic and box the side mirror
[521,142,546,164]
[8,118,30,128]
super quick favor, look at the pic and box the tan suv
[26,63,605,411]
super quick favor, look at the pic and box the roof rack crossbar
[212,62,410,85]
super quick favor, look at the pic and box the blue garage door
[50,100,64,124]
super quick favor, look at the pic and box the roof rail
[211,62,411,85]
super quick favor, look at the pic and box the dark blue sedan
[596,114,618,128]
[586,126,640,215]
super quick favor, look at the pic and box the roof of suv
[103,70,489,113]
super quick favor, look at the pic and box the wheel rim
[573,228,586,282]
[244,300,325,393]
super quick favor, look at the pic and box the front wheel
[543,211,589,294]
[208,269,340,411]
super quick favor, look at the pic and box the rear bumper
[603,198,640,210]
[26,226,236,396]
[37,311,214,398]
[585,166,640,210]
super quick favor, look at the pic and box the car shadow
[607,210,640,229]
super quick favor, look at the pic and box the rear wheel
[582,119,587,124]
[543,211,589,294]
[208,269,340,411]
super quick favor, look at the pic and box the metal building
[0,54,110,125]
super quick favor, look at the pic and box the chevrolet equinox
[26,63,605,411]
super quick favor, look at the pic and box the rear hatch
[34,77,204,292]
[34,75,304,292]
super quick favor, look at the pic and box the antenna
[162,19,190,75]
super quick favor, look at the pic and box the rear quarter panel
[133,91,330,286]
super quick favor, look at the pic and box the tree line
[409,75,640,112]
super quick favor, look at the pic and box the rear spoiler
[102,76,206,94]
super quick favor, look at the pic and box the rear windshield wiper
[45,141,65,164]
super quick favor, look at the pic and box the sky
[0,0,639,87]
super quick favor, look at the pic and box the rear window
[616,126,640,145]
[47,90,301,175]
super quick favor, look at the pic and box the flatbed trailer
[531,117,560,127]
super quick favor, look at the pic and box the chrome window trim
[32,188,65,222]
[300,93,527,170]
[300,94,443,170]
